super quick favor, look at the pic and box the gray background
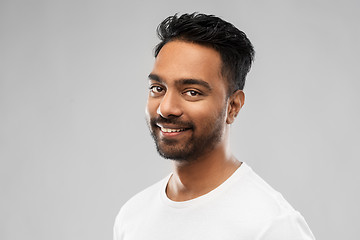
[1,0,359,239]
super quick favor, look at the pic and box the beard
[147,108,226,162]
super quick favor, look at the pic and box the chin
[157,148,185,161]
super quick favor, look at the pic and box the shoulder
[114,175,168,225]
[256,210,316,239]
[231,163,295,217]
[123,177,164,208]
[235,163,315,239]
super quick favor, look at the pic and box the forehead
[151,41,223,86]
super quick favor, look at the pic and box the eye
[184,90,201,97]
[150,86,164,93]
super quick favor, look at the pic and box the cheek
[186,101,226,125]
[145,99,158,117]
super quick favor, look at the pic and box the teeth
[161,128,185,133]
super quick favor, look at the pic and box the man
[114,13,315,240]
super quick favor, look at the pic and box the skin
[146,40,245,201]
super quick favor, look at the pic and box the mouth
[160,127,187,133]
[156,124,192,138]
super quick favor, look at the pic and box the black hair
[154,13,255,93]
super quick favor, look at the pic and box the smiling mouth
[160,127,187,133]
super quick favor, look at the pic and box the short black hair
[154,13,255,93]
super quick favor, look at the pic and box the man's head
[154,13,254,94]
[146,13,254,162]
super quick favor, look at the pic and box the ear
[226,90,245,124]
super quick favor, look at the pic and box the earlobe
[226,90,245,124]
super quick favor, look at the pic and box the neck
[166,139,241,202]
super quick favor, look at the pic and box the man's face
[146,40,229,161]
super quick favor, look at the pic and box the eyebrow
[148,73,162,83]
[148,73,212,91]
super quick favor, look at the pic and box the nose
[157,91,183,118]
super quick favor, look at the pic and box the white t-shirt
[114,163,315,240]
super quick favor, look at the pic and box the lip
[156,124,191,138]
[156,123,190,129]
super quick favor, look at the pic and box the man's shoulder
[226,163,315,238]
[116,175,168,218]
[230,163,296,218]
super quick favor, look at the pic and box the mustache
[150,116,194,129]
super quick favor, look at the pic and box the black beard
[147,113,225,162]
